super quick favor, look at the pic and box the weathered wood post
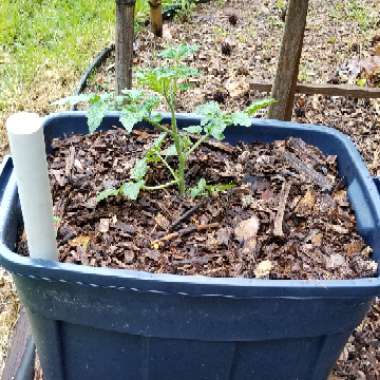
[268,0,309,121]
[149,0,163,37]
[115,0,136,94]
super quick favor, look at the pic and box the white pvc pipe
[6,113,58,261]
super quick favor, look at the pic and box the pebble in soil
[18,128,378,282]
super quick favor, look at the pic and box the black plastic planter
[1,112,380,380]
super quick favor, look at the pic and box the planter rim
[1,112,380,299]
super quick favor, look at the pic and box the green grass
[0,0,197,154]
[0,0,195,119]
[0,0,115,114]
[346,0,375,31]
[328,0,375,32]
[274,0,286,10]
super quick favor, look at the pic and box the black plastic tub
[1,112,380,380]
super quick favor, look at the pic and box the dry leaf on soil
[154,213,170,230]
[296,189,316,212]
[234,214,260,253]
[326,253,345,269]
[224,78,250,98]
[254,260,273,278]
[98,218,110,233]
[68,235,91,252]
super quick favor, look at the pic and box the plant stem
[167,96,186,194]
[143,180,178,191]
[156,152,177,180]
[186,134,209,158]
[143,117,171,134]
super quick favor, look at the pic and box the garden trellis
[265,0,380,120]
[115,0,380,119]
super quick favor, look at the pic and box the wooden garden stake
[149,0,163,37]
[116,0,136,94]
[268,0,309,121]
[250,81,380,99]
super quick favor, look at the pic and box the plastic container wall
[0,113,380,380]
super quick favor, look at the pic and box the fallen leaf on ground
[326,253,345,269]
[234,214,260,252]
[124,251,135,263]
[333,190,349,207]
[361,56,380,76]
[330,224,349,234]
[225,77,250,98]
[216,227,231,246]
[162,27,173,40]
[297,189,316,211]
[68,235,91,252]
[98,218,110,233]
[306,230,322,247]
[154,213,170,230]
[344,241,363,256]
[254,260,273,278]
[374,42,380,56]
[328,375,345,380]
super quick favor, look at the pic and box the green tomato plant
[58,44,274,202]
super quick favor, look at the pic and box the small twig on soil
[273,181,291,237]
[188,134,236,154]
[169,200,206,231]
[151,223,219,247]
[132,129,151,139]
[65,145,75,178]
[284,151,333,191]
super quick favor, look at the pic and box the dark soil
[19,128,376,282]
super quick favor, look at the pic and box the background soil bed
[22,128,376,281]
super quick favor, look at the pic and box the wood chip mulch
[20,128,374,282]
